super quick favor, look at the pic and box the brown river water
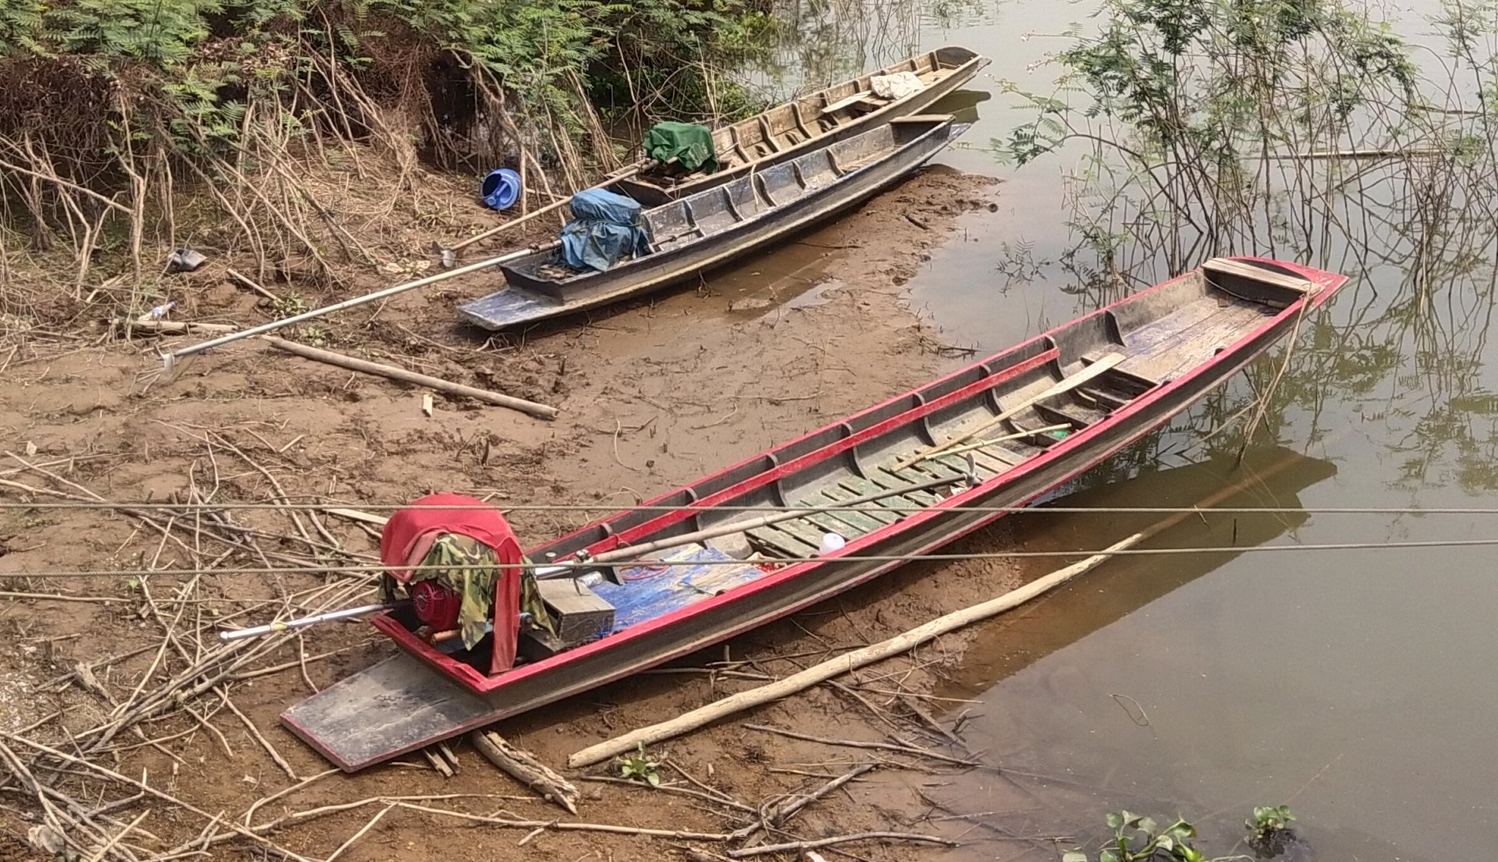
[738,0,1498,858]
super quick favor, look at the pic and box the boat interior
[424,259,1319,673]
[502,117,953,296]
[636,46,979,187]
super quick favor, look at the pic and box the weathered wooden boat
[459,115,970,331]
[282,257,1347,771]
[619,46,988,206]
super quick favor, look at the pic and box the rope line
[4,501,1498,516]
[2,537,1497,579]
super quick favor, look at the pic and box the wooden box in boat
[616,46,988,206]
[458,115,970,331]
[284,257,1348,771]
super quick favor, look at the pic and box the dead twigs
[1,731,320,862]
[469,730,580,814]
[582,775,758,815]
[393,801,732,841]
[742,725,976,768]
[729,762,877,841]
[725,831,958,858]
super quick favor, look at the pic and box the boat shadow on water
[937,443,1339,698]
[899,444,1445,862]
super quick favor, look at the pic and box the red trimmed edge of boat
[370,257,1346,696]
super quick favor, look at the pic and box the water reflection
[741,0,1498,856]
[912,448,1460,862]
[940,445,1339,699]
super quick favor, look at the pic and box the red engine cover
[410,579,460,632]
[380,492,525,673]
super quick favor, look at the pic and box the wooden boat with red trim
[281,256,1347,772]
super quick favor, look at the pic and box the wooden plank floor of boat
[1119,298,1273,382]
[281,653,498,772]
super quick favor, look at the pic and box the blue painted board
[589,544,770,631]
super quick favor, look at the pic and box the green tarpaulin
[643,121,718,174]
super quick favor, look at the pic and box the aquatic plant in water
[1061,811,1218,862]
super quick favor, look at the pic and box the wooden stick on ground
[123,320,239,335]
[742,725,974,767]
[261,337,559,420]
[567,446,1304,769]
[225,268,281,302]
[394,801,729,840]
[323,507,389,527]
[81,809,150,862]
[422,748,455,778]
[323,804,393,862]
[726,831,957,858]
[582,775,757,813]
[470,730,581,815]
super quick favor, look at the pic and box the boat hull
[458,118,969,331]
[283,259,1347,771]
[617,46,989,205]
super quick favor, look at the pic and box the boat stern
[458,286,570,331]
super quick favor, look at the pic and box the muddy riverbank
[0,167,1057,862]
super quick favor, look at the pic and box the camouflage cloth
[393,533,554,650]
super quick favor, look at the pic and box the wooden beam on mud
[261,336,559,420]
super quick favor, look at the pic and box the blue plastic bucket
[480,168,522,211]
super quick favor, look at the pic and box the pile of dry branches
[0,431,1006,861]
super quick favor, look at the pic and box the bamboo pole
[447,199,572,255]
[566,534,1141,767]
[262,337,559,420]
[566,448,1302,768]
[219,603,394,641]
[163,246,543,367]
[123,319,238,335]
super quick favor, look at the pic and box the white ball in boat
[818,532,846,555]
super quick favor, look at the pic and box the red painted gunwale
[371,257,1347,695]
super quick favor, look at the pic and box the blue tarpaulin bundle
[560,188,651,272]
